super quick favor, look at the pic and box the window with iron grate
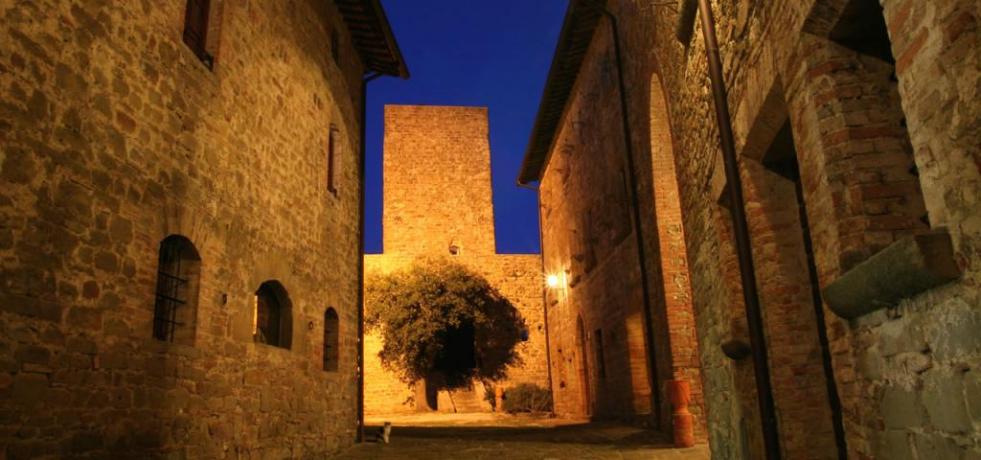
[153,235,201,345]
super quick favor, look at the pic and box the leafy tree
[365,258,525,390]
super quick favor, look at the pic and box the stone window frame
[152,235,202,345]
[795,0,959,319]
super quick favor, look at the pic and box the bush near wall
[502,384,553,414]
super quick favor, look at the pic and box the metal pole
[696,1,781,457]
[357,71,383,443]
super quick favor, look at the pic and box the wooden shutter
[183,0,210,57]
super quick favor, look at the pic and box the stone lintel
[823,231,961,319]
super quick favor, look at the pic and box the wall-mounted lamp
[546,274,561,288]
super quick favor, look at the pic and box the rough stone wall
[363,105,548,416]
[537,0,978,458]
[566,0,980,458]
[0,1,366,457]
[381,105,497,257]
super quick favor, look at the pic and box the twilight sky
[363,0,567,254]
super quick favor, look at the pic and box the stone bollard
[495,386,504,412]
[667,380,695,448]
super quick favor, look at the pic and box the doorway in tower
[739,101,846,458]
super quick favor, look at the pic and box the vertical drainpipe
[679,0,782,457]
[357,71,382,443]
[589,3,663,428]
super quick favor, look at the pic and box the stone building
[364,105,549,415]
[520,0,979,459]
[0,0,406,457]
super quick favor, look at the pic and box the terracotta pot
[666,380,695,448]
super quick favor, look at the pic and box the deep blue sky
[364,0,567,254]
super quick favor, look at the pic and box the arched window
[254,281,292,349]
[153,235,201,345]
[323,308,339,372]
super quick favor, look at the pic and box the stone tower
[364,105,548,415]
[382,105,497,256]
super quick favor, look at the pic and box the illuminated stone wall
[0,1,368,457]
[363,105,548,415]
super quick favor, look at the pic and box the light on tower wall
[546,274,561,288]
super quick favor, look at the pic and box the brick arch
[648,72,706,440]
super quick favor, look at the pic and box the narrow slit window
[323,308,339,372]
[331,29,341,65]
[594,329,606,381]
[182,0,213,68]
[327,126,339,194]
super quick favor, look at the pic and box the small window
[182,0,213,68]
[254,281,292,349]
[327,126,339,194]
[153,235,201,345]
[331,29,340,65]
[323,308,339,372]
[594,329,606,381]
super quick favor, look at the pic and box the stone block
[880,385,925,429]
[922,370,971,433]
[912,432,963,459]
[925,299,981,361]
[874,430,914,460]
[823,232,961,319]
[10,372,49,407]
[966,369,981,423]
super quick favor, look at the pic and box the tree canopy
[365,258,525,390]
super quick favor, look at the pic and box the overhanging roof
[517,1,602,184]
[336,0,409,78]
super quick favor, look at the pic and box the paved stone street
[339,414,710,459]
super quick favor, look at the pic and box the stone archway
[648,72,705,438]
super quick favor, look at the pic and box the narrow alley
[1,0,978,459]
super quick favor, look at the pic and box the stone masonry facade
[364,105,549,415]
[525,0,979,459]
[0,1,404,457]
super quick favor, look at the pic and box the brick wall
[639,0,979,458]
[538,21,708,437]
[536,0,979,458]
[363,106,548,416]
[0,1,366,457]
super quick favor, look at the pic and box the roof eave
[337,0,410,79]
[517,1,602,185]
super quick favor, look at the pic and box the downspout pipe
[589,1,663,429]
[685,0,782,458]
[517,181,555,412]
[357,71,383,443]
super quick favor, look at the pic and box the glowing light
[546,274,561,288]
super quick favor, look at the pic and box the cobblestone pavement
[338,414,710,459]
